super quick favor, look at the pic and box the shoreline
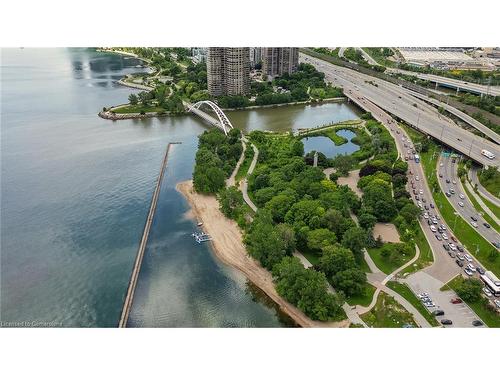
[176,179,350,328]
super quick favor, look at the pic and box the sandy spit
[176,180,349,328]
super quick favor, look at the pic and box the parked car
[472,320,484,327]
[468,264,476,272]
[443,244,450,251]
[495,300,500,309]
[464,254,473,262]
[441,319,453,325]
[450,298,462,304]
[464,268,473,276]
[430,203,434,208]
[483,288,493,298]
[432,310,444,316]
[435,234,442,241]
[456,259,463,267]
[449,252,456,258]
[456,254,465,261]
[476,266,485,275]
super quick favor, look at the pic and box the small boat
[197,222,203,226]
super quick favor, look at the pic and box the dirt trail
[176,180,349,328]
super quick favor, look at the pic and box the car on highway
[464,268,473,276]
[472,320,483,327]
[430,225,437,232]
[457,245,464,252]
[450,298,462,304]
[456,254,465,261]
[439,173,443,178]
[458,202,464,207]
[419,189,423,195]
[446,192,451,197]
[495,300,500,309]
[446,179,450,183]
[449,252,456,258]
[415,175,419,181]
[448,243,456,251]
[441,319,453,325]
[449,188,455,194]
[442,234,448,240]
[483,288,493,298]
[483,222,491,229]
[443,244,450,251]
[471,221,478,228]
[459,194,464,199]
[452,180,456,184]
[468,264,476,272]
[464,254,473,262]
[417,293,429,299]
[430,203,434,209]
[471,216,478,221]
[432,310,444,316]
[476,266,485,275]
[456,259,464,267]
[435,234,442,241]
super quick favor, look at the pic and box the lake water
[302,129,360,158]
[1,48,360,327]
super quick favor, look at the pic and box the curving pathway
[240,142,259,212]
[469,167,500,206]
[226,139,246,187]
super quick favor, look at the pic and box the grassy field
[111,104,164,114]
[478,169,500,198]
[462,181,500,232]
[401,225,434,275]
[360,291,417,328]
[235,145,255,182]
[361,48,397,67]
[367,245,416,275]
[346,283,376,307]
[386,281,440,327]
[443,276,500,328]
[403,126,500,277]
[475,190,500,220]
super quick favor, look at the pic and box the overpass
[386,68,500,97]
[301,53,500,167]
[184,100,234,135]
[406,91,500,145]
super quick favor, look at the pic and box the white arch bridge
[184,100,234,135]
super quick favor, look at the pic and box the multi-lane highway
[386,68,500,97]
[438,154,500,246]
[300,53,500,168]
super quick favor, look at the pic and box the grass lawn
[367,245,416,275]
[112,104,164,114]
[403,125,500,276]
[401,225,434,275]
[346,283,376,307]
[476,190,500,220]
[235,145,255,182]
[443,275,500,328]
[361,48,397,67]
[478,170,500,199]
[386,281,440,327]
[462,181,500,232]
[360,291,417,328]
[300,249,321,266]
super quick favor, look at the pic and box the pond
[301,129,360,158]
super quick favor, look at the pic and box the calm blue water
[1,48,360,327]
[302,129,360,158]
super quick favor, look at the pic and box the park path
[240,141,259,212]
[226,139,246,188]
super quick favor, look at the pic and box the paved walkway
[226,139,246,188]
[240,143,259,212]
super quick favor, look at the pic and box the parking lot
[406,271,484,328]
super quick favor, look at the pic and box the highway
[406,91,500,145]
[386,68,500,97]
[438,154,500,246]
[300,53,500,168]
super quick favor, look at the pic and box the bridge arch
[190,100,234,135]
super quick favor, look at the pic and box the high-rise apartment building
[249,47,262,68]
[262,48,299,80]
[207,48,250,96]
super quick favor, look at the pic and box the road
[406,91,500,145]
[438,154,500,245]
[300,53,500,168]
[386,68,500,97]
[469,167,500,205]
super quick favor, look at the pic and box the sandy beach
[176,180,349,328]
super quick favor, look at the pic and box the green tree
[218,187,243,219]
[307,228,336,252]
[455,278,483,302]
[341,227,367,264]
[331,154,356,176]
[332,268,366,297]
[128,93,138,105]
[319,245,357,278]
